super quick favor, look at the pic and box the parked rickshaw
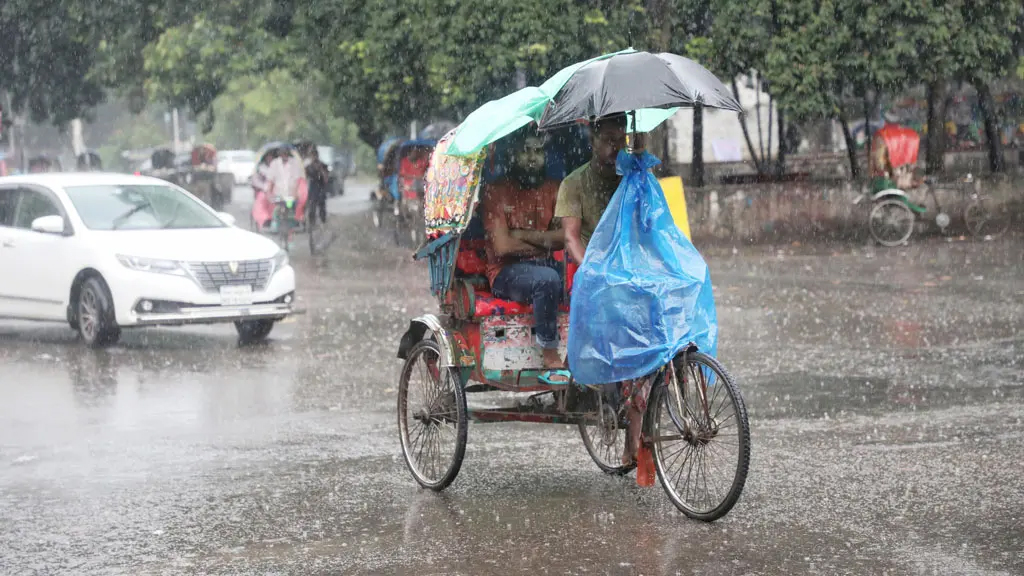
[396,49,750,522]
[864,123,1010,246]
[372,138,437,246]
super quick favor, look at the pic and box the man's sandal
[538,369,572,385]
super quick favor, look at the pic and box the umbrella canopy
[256,141,295,164]
[538,51,741,130]
[445,48,738,157]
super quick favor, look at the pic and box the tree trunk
[775,108,786,175]
[692,103,704,187]
[837,106,860,180]
[731,78,763,174]
[925,80,948,175]
[862,91,873,171]
[767,94,774,165]
[973,78,1004,173]
[755,75,765,163]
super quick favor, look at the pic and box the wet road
[1,184,1022,575]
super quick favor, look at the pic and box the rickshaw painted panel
[424,129,486,238]
[480,313,569,373]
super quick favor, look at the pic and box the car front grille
[187,259,272,292]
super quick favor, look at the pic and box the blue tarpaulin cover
[567,150,718,385]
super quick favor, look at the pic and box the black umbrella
[538,51,742,130]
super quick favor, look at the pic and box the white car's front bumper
[107,262,297,327]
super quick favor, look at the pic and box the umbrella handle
[627,132,647,154]
[626,110,646,154]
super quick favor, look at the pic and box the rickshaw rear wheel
[578,386,635,475]
[869,198,914,246]
[398,339,468,491]
[647,352,750,522]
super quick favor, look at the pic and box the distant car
[218,149,257,185]
[0,173,296,347]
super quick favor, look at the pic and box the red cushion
[474,291,532,316]
[473,290,571,317]
[456,239,488,276]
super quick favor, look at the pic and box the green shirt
[554,161,622,247]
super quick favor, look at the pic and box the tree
[204,69,371,162]
[0,0,105,125]
[951,0,1022,173]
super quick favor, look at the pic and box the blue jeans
[492,258,564,349]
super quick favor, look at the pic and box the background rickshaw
[395,49,751,522]
[864,123,1010,246]
[372,138,437,247]
[371,137,403,228]
[250,141,310,252]
[183,143,230,210]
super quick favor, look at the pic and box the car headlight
[117,255,188,276]
[271,249,289,275]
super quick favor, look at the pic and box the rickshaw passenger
[399,147,430,183]
[554,114,648,466]
[480,129,567,383]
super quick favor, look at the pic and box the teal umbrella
[445,48,727,157]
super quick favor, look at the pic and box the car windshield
[64,184,226,231]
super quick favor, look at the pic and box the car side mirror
[217,212,237,226]
[31,215,67,235]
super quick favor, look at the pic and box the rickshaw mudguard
[871,188,908,202]
[871,189,927,214]
[397,314,476,368]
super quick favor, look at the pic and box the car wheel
[236,320,275,344]
[78,276,120,348]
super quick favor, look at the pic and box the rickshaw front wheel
[578,387,635,476]
[647,352,750,522]
[398,339,468,491]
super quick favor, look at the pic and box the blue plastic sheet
[567,150,718,385]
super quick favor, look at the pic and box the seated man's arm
[562,217,586,263]
[483,187,542,258]
[513,228,564,250]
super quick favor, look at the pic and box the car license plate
[219,285,253,306]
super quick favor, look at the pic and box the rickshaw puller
[481,129,567,383]
[555,114,649,466]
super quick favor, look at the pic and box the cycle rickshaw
[395,49,751,522]
[372,138,437,246]
[864,122,1010,245]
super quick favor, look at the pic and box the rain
[1,2,1023,575]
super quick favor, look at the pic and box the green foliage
[204,69,371,161]
[0,0,105,124]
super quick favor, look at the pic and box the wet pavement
[1,182,1022,575]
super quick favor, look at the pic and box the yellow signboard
[658,176,691,240]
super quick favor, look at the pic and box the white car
[0,173,296,347]
[217,149,257,185]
